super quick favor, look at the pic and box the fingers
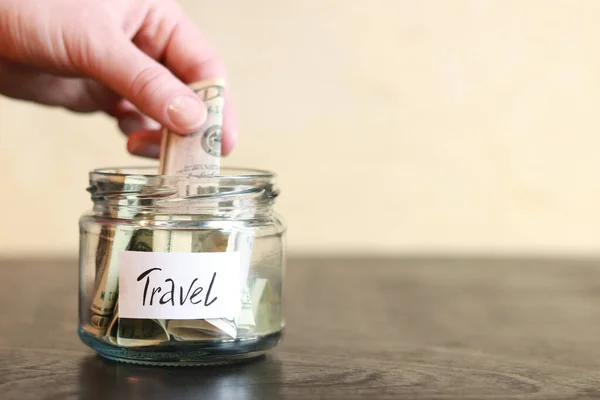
[0,60,119,112]
[53,2,238,155]
[110,100,160,135]
[221,87,237,156]
[112,100,162,158]
[127,129,162,158]
[133,6,238,154]
[75,28,207,134]
[118,112,160,136]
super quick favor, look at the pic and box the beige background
[2,0,600,257]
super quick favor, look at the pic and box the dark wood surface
[2,258,600,399]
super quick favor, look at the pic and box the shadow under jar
[78,167,286,366]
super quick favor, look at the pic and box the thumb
[77,32,206,134]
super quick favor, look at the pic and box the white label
[118,251,241,320]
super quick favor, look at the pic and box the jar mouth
[88,166,278,213]
[90,166,275,181]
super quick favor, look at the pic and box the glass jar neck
[88,167,279,219]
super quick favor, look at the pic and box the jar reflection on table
[78,355,284,400]
[78,167,286,366]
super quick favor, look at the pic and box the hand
[0,0,237,158]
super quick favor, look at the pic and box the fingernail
[167,95,206,132]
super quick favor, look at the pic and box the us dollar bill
[106,304,170,347]
[156,78,240,339]
[168,319,238,340]
[167,278,268,341]
[159,229,241,339]
[239,278,269,332]
[88,176,141,336]
[149,228,255,341]
[159,78,225,176]
[196,229,255,338]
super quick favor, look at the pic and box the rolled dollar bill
[249,278,273,333]
[197,229,255,338]
[159,78,225,176]
[126,229,154,252]
[106,304,170,347]
[89,176,141,335]
[168,319,237,341]
[157,79,240,339]
[159,230,241,339]
[167,279,266,341]
[90,225,148,319]
[84,313,112,337]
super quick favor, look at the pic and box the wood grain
[2,257,600,399]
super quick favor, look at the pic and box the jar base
[78,328,283,367]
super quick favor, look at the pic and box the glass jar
[78,167,286,366]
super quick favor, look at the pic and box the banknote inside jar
[83,210,276,347]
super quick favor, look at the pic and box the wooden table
[2,257,600,399]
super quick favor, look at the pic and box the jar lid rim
[90,166,275,180]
